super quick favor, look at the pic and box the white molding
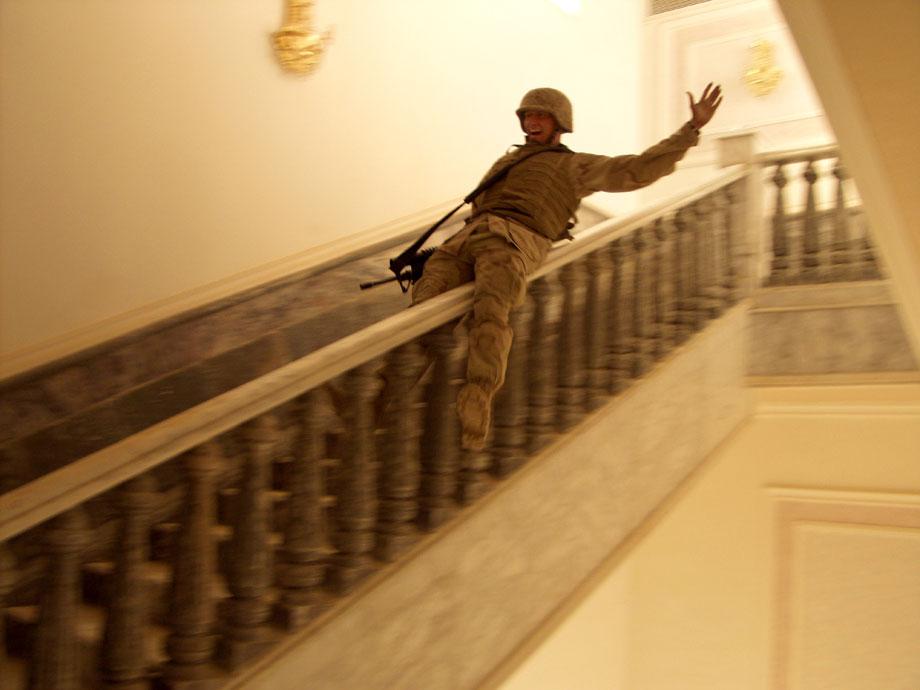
[644,0,835,174]
[749,302,899,314]
[0,278,476,542]
[756,404,920,418]
[767,487,920,505]
[749,378,920,410]
[0,162,747,385]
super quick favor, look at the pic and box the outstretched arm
[573,83,724,195]
[687,83,723,130]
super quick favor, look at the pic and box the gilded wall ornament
[272,0,332,76]
[743,39,783,97]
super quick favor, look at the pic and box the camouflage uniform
[413,88,700,449]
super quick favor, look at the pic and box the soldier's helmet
[516,87,573,134]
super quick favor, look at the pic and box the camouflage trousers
[412,224,533,449]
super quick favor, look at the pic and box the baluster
[722,184,740,304]
[526,274,564,454]
[418,325,463,529]
[99,475,158,689]
[329,362,381,593]
[557,259,588,430]
[492,296,535,476]
[631,228,653,378]
[607,237,635,392]
[693,196,719,321]
[1,543,14,672]
[768,163,789,285]
[375,344,425,559]
[219,415,278,668]
[800,159,820,282]
[688,200,710,330]
[652,216,675,358]
[860,223,882,280]
[583,249,613,410]
[830,160,855,281]
[0,445,26,495]
[29,507,90,690]
[276,390,328,627]
[669,209,691,345]
[708,192,729,316]
[162,443,222,689]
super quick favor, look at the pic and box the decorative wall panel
[773,490,920,690]
[644,0,832,157]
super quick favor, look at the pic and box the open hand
[686,83,723,130]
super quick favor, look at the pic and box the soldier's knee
[475,257,527,307]
[411,277,443,305]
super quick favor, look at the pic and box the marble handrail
[759,143,878,285]
[757,143,839,165]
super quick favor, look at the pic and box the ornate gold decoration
[743,39,783,97]
[272,0,332,76]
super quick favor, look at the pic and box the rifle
[359,247,437,291]
[359,144,571,292]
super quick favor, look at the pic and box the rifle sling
[398,145,571,260]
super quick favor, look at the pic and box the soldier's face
[523,111,560,145]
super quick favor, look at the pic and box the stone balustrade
[0,167,751,688]
[760,145,880,285]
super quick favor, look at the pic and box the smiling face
[522,110,561,145]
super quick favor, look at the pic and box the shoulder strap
[398,145,571,259]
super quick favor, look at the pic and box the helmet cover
[515,87,573,133]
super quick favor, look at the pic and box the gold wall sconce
[743,39,783,97]
[272,0,332,76]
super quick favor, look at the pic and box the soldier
[412,84,723,450]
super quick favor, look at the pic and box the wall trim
[747,371,920,388]
[756,403,920,418]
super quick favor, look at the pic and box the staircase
[1,140,913,690]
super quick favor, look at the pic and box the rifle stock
[359,247,436,292]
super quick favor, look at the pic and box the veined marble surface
[748,282,918,376]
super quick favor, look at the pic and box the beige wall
[498,384,920,690]
[0,0,647,361]
[498,561,633,690]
